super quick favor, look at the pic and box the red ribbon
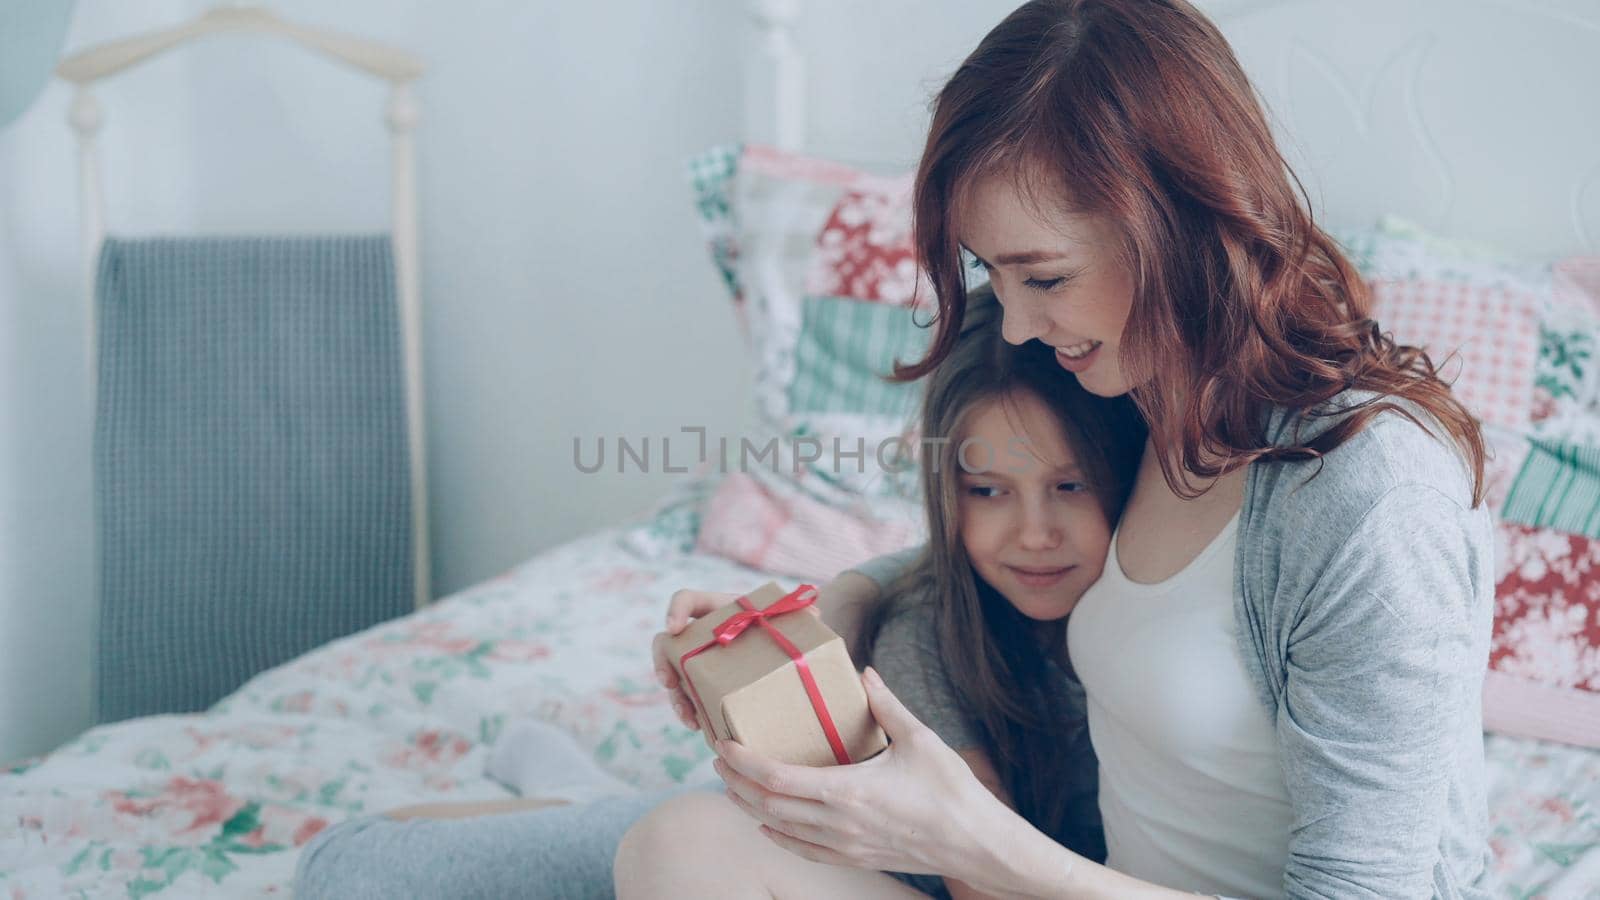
[677,584,853,765]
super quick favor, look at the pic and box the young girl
[624,0,1494,898]
[292,290,1142,899]
[853,286,1144,896]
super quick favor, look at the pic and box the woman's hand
[712,666,1009,882]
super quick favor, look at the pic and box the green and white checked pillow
[686,143,931,511]
[788,294,928,419]
[688,144,742,303]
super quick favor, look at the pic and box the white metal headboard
[55,5,432,610]
[745,0,806,152]
[1214,0,1600,259]
[745,0,1600,259]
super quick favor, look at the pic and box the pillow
[1531,257,1600,446]
[1340,216,1546,433]
[685,144,931,580]
[616,473,716,560]
[695,472,923,584]
[1338,218,1552,514]
[1342,220,1600,747]
[1487,521,1600,748]
[690,175,1600,746]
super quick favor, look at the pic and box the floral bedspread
[2,515,1597,898]
[0,516,761,898]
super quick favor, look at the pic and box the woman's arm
[944,751,1192,900]
[958,803,1204,899]
[715,669,1206,900]
[943,748,1010,900]
[862,565,1169,900]
[1270,484,1491,896]
[949,751,1220,899]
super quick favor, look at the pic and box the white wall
[7,0,1582,763]
[0,0,202,768]
[2,0,1586,831]
[0,0,758,763]
[0,0,1037,764]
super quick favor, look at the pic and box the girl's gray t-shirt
[868,597,983,751]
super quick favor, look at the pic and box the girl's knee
[614,791,752,894]
[614,792,715,869]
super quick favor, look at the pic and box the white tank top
[1066,511,1293,898]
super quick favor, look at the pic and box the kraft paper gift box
[664,582,888,767]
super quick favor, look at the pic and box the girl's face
[955,389,1114,621]
[957,173,1137,398]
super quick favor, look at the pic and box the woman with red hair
[626,1,1494,897]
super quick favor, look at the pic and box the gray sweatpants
[292,779,946,899]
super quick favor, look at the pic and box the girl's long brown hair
[856,287,1146,861]
[896,0,1486,503]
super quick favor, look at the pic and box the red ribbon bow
[711,585,818,645]
[678,584,854,766]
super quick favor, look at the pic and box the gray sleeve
[847,545,925,591]
[1277,484,1493,899]
[868,597,982,752]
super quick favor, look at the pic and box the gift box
[664,582,888,767]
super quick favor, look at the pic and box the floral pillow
[1341,220,1600,747]
[1489,257,1600,748]
[1532,257,1600,446]
[688,179,1600,742]
[1487,521,1600,748]
[695,472,924,583]
[685,144,930,579]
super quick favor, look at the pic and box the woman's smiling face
[956,172,1138,398]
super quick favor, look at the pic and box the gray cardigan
[854,392,1494,899]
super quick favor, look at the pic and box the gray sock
[484,717,637,803]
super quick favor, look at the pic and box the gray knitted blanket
[94,235,414,723]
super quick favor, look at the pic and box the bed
[6,0,1600,896]
[1,503,1598,896]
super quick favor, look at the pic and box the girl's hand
[712,666,1007,881]
[652,589,738,731]
[651,588,822,733]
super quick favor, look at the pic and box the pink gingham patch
[1371,277,1541,430]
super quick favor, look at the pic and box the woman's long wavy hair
[895,0,1486,503]
[855,288,1145,861]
